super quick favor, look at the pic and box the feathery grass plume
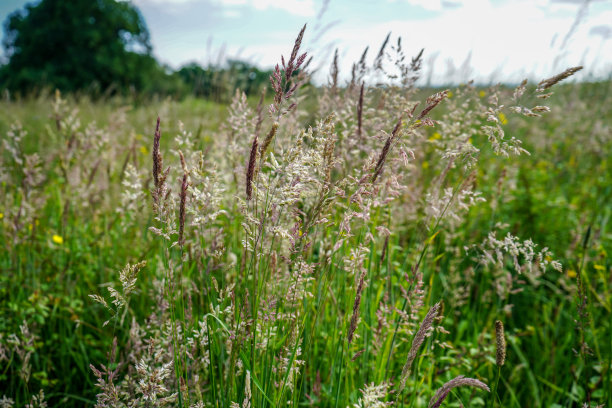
[418,90,449,120]
[26,389,47,408]
[380,235,389,264]
[350,46,369,86]
[179,150,187,174]
[254,88,266,138]
[357,82,364,139]
[152,116,162,189]
[354,382,392,408]
[374,32,391,71]
[0,395,15,407]
[322,113,337,184]
[408,48,424,82]
[372,116,402,183]
[271,64,284,107]
[246,135,258,200]
[513,79,528,101]
[178,173,188,247]
[372,137,391,183]
[495,320,506,366]
[284,24,307,82]
[259,122,279,165]
[330,48,339,95]
[399,302,440,392]
[90,261,147,326]
[428,376,490,408]
[270,24,308,111]
[347,268,368,345]
[351,349,365,361]
[536,66,583,91]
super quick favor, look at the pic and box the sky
[1,0,611,85]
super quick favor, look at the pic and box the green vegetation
[1,25,611,408]
[0,0,273,100]
[0,0,164,93]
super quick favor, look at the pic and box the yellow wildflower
[447,91,453,99]
[567,269,577,278]
[499,112,508,125]
[479,90,486,98]
[52,234,64,244]
[0,212,3,220]
[429,132,441,141]
[422,161,429,169]
[140,145,148,155]
[594,264,605,271]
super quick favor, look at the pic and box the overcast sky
[1,0,611,85]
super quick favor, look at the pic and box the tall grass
[1,27,611,407]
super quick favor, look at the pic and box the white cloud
[313,0,611,84]
[390,0,445,11]
[387,0,488,12]
[134,0,315,16]
[216,0,315,16]
[134,0,612,84]
[134,0,196,4]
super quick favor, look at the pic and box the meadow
[1,27,611,407]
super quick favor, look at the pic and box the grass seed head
[246,135,258,200]
[537,66,583,92]
[428,375,490,408]
[495,320,506,366]
[399,302,440,392]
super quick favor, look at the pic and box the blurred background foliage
[0,0,274,101]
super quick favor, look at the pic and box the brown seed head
[399,302,440,392]
[495,320,506,367]
[372,136,392,183]
[357,83,364,139]
[537,66,583,92]
[428,376,490,408]
[246,135,259,200]
[418,90,449,120]
[259,122,279,165]
[152,116,162,189]
[347,269,367,345]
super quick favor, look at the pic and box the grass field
[1,30,611,407]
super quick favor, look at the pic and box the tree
[0,0,162,93]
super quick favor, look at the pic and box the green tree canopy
[1,0,163,93]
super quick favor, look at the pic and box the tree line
[0,0,273,101]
